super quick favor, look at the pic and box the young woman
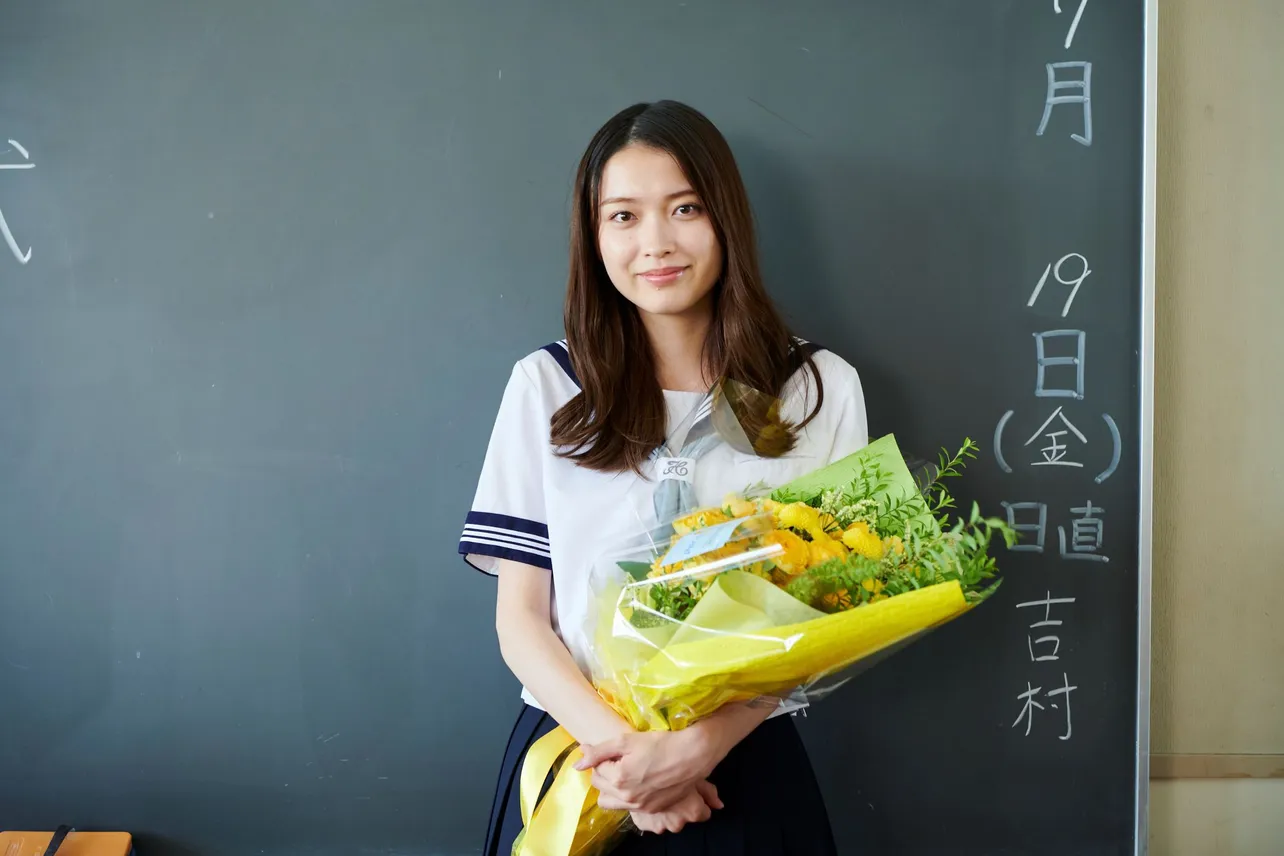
[459,100,869,855]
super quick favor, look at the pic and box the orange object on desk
[0,828,132,856]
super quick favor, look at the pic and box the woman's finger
[596,793,637,811]
[695,779,724,810]
[590,768,624,795]
[632,814,660,835]
[633,784,670,813]
[573,738,626,771]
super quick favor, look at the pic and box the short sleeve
[458,361,552,574]
[823,355,870,465]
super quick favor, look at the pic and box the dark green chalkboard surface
[0,2,1155,854]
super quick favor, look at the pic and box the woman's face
[596,144,723,322]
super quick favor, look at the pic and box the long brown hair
[551,100,824,474]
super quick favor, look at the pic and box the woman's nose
[639,216,675,257]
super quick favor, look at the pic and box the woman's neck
[642,308,714,393]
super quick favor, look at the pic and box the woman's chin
[633,290,715,321]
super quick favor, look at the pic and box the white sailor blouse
[459,340,870,711]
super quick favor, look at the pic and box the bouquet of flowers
[511,433,1016,856]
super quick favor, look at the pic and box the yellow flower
[723,495,757,518]
[649,557,683,578]
[672,507,730,535]
[861,578,885,595]
[775,502,836,541]
[775,502,820,531]
[762,529,810,574]
[807,536,848,568]
[883,535,905,556]
[821,588,853,611]
[690,542,747,567]
[842,522,885,561]
[650,539,749,579]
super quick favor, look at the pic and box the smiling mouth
[639,266,687,284]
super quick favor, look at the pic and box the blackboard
[0,2,1156,854]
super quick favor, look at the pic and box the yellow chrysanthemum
[807,536,848,568]
[723,495,757,518]
[672,507,731,535]
[649,539,749,579]
[821,588,853,610]
[762,529,810,574]
[689,542,747,566]
[775,502,821,531]
[648,548,676,576]
[883,535,905,556]
[842,521,885,561]
[775,502,837,541]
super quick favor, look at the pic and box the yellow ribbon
[512,727,629,856]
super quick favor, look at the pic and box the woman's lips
[639,266,687,285]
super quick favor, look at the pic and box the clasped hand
[574,729,724,834]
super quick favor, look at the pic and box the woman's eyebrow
[599,189,697,207]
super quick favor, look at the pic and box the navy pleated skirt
[483,704,838,856]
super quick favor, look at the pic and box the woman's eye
[608,211,634,223]
[675,203,702,216]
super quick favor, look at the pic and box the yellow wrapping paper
[625,573,970,725]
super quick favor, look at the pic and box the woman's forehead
[599,145,694,202]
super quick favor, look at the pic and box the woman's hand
[628,780,724,835]
[575,728,719,813]
[576,698,780,813]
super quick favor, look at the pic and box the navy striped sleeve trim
[540,341,580,388]
[459,511,552,572]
